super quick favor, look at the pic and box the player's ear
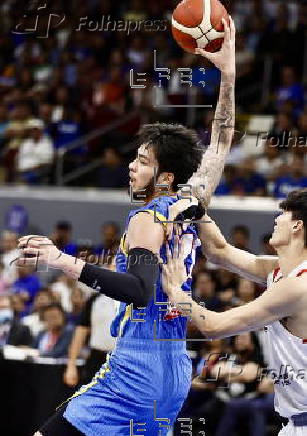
[158,172,174,188]
[293,220,304,233]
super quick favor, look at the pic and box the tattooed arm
[187,16,236,208]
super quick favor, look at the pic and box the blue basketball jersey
[111,194,200,344]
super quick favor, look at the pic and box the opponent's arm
[18,216,163,307]
[198,214,278,285]
[162,241,304,339]
[187,17,236,208]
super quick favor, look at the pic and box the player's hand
[64,364,79,387]
[17,235,63,269]
[167,197,199,238]
[195,16,236,79]
[162,231,189,297]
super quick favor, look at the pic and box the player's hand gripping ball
[172,0,230,53]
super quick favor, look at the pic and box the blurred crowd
[0,217,281,435]
[0,0,304,196]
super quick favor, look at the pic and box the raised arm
[198,214,278,285]
[187,17,236,208]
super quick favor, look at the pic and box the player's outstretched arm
[162,238,304,339]
[187,16,236,208]
[198,213,278,285]
[18,223,163,307]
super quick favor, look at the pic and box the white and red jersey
[264,261,307,418]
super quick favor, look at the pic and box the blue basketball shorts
[64,339,192,436]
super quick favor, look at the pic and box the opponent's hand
[195,16,236,79]
[17,235,63,269]
[166,197,199,238]
[162,233,189,297]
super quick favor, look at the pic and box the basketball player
[163,189,307,435]
[18,17,236,436]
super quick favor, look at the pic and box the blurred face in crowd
[195,272,215,298]
[231,229,249,250]
[43,307,65,332]
[234,332,254,352]
[102,223,119,247]
[290,157,304,178]
[1,231,18,252]
[276,113,291,131]
[264,141,279,159]
[29,127,43,141]
[10,294,25,315]
[238,279,255,303]
[0,295,13,323]
[281,66,295,87]
[34,291,53,312]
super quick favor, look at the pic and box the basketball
[172,0,230,54]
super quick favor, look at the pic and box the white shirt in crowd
[17,135,54,172]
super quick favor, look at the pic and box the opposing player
[19,18,236,436]
[163,189,307,435]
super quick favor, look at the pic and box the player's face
[270,211,295,248]
[128,144,158,192]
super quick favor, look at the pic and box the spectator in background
[212,332,266,436]
[10,293,28,318]
[66,287,86,326]
[255,140,284,178]
[64,292,117,387]
[11,265,41,314]
[17,118,54,184]
[273,155,307,198]
[97,147,129,188]
[50,220,78,256]
[51,274,79,313]
[3,102,31,182]
[276,66,304,117]
[194,271,222,312]
[22,289,55,336]
[94,221,120,261]
[268,112,295,151]
[231,224,250,251]
[261,233,277,256]
[0,294,32,347]
[0,230,19,285]
[33,303,73,358]
[233,158,267,196]
[237,279,256,305]
[0,262,9,293]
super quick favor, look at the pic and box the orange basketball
[172,0,229,54]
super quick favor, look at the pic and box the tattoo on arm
[187,78,235,208]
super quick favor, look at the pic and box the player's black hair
[136,123,203,192]
[279,189,307,247]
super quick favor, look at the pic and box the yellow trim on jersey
[120,233,128,256]
[118,304,132,338]
[119,210,167,257]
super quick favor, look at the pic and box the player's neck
[146,189,177,203]
[276,241,307,276]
